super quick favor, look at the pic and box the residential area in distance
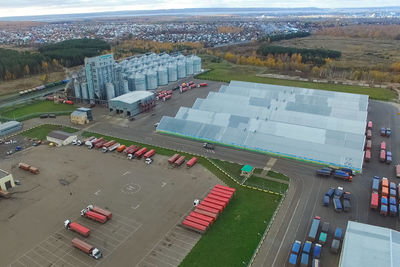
[0,3,400,267]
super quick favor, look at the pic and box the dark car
[325,187,335,198]
[203,143,215,150]
[40,113,49,119]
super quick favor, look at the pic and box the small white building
[46,130,77,147]
[0,169,15,191]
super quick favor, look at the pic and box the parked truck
[307,216,321,241]
[168,154,180,164]
[333,198,343,212]
[372,176,380,192]
[143,149,156,158]
[71,238,102,259]
[134,147,148,158]
[186,157,198,168]
[102,140,115,150]
[81,208,107,223]
[316,167,333,177]
[174,156,186,167]
[333,170,352,181]
[380,149,386,162]
[365,149,371,162]
[396,165,400,178]
[64,220,90,237]
[313,243,322,259]
[124,145,139,154]
[106,143,120,153]
[94,140,107,149]
[117,145,126,152]
[87,205,112,220]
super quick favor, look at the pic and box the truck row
[316,167,353,182]
[364,120,392,163]
[289,216,344,266]
[64,204,112,260]
[156,81,208,101]
[370,176,400,217]
[181,184,235,234]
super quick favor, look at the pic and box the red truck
[163,95,172,101]
[95,140,107,149]
[186,157,198,167]
[199,83,208,87]
[366,130,372,139]
[380,150,386,162]
[380,141,386,150]
[166,90,173,95]
[367,121,373,130]
[64,220,90,237]
[81,208,107,223]
[370,192,378,209]
[72,238,102,259]
[365,140,372,150]
[168,154,180,164]
[64,100,74,105]
[365,149,371,162]
[144,149,156,158]
[174,156,185,166]
[124,145,139,154]
[181,87,188,93]
[102,140,115,149]
[87,205,112,220]
[135,147,148,158]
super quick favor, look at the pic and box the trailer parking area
[0,145,219,266]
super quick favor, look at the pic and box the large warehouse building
[339,221,400,267]
[108,91,155,117]
[0,121,22,136]
[157,81,368,171]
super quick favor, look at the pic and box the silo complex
[81,52,201,102]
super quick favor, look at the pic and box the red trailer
[181,87,188,93]
[81,209,107,223]
[207,193,230,203]
[365,150,371,162]
[204,197,227,208]
[365,140,372,150]
[201,200,224,212]
[124,145,139,154]
[189,212,214,224]
[64,220,90,237]
[196,204,220,214]
[174,156,185,166]
[92,137,104,146]
[102,140,115,148]
[211,188,233,198]
[182,219,206,234]
[209,191,231,201]
[65,100,74,105]
[380,141,386,150]
[95,140,107,149]
[163,95,172,101]
[194,208,218,220]
[370,193,378,209]
[380,149,386,162]
[144,149,156,158]
[214,184,236,193]
[168,154,180,164]
[135,147,148,158]
[166,90,173,95]
[185,216,211,227]
[189,81,195,85]
[366,130,372,139]
[199,83,208,87]
[71,238,102,259]
[117,145,126,152]
[186,157,198,167]
[367,121,373,129]
[87,205,112,220]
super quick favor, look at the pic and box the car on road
[40,113,49,119]
[203,143,215,150]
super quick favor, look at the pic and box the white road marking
[122,171,131,176]
[131,204,140,210]
[94,189,101,195]
[161,182,167,187]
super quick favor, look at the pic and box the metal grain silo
[192,55,202,73]
[177,60,186,78]
[74,80,81,99]
[80,82,89,100]
[134,72,146,91]
[157,65,168,85]
[122,80,129,94]
[185,57,194,75]
[146,69,158,90]
[128,75,135,91]
[106,83,116,100]
[168,62,178,82]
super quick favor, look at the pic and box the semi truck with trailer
[71,238,102,259]
[168,154,180,164]
[333,170,352,181]
[307,216,321,241]
[316,167,333,177]
[174,156,186,167]
[87,205,112,220]
[105,143,120,153]
[134,147,147,158]
[64,220,90,237]
[81,208,107,223]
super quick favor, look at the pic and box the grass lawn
[245,176,289,194]
[21,124,78,140]
[267,170,290,181]
[1,101,76,120]
[80,131,282,267]
[253,168,263,175]
[197,57,396,101]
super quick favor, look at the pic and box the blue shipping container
[291,241,301,254]
[289,253,298,265]
[313,243,322,258]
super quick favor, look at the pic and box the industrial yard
[0,145,219,266]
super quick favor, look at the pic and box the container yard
[0,144,219,267]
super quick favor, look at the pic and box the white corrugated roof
[340,221,400,267]
[109,91,154,104]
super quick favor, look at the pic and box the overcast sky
[0,0,397,18]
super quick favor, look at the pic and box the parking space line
[148,255,177,267]
[157,246,187,258]
[106,219,140,231]
[22,254,42,267]
[65,250,93,267]
[170,231,199,242]
[151,250,181,263]
[142,260,158,267]
[30,249,53,265]
[38,244,70,263]
[91,229,121,245]
[163,239,191,251]
[166,235,196,246]
[17,259,27,267]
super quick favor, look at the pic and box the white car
[145,158,153,165]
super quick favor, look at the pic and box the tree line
[257,45,341,65]
[0,39,110,81]
[259,31,311,43]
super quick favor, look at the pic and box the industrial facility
[0,169,15,191]
[74,53,201,103]
[339,221,400,267]
[108,91,155,117]
[157,81,368,171]
[0,121,22,137]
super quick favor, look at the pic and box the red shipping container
[214,184,236,193]
[185,216,210,227]
[186,157,198,167]
[174,156,185,166]
[66,221,90,237]
[204,197,227,208]
[194,208,218,221]
[88,205,112,219]
[168,154,180,164]
[212,188,234,196]
[189,212,214,224]
[144,149,156,158]
[207,193,230,203]
[370,192,378,209]
[196,204,220,214]
[200,200,224,212]
[135,147,148,158]
[82,210,107,223]
[210,189,233,199]
[182,219,206,233]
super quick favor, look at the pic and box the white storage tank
[134,72,147,91]
[186,57,194,75]
[106,83,116,100]
[146,69,158,90]
[80,83,89,100]
[157,66,168,86]
[74,80,81,99]
[128,75,135,91]
[193,55,202,73]
[177,60,186,79]
[168,62,178,82]
[122,80,129,94]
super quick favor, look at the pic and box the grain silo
[157,65,168,85]
[128,75,135,91]
[168,62,178,82]
[193,55,202,73]
[186,57,194,75]
[122,80,129,94]
[74,80,81,99]
[146,69,158,90]
[80,82,89,100]
[134,72,147,91]
[177,60,186,79]
[106,83,116,100]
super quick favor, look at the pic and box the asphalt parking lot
[0,144,219,266]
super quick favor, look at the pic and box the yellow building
[0,169,15,191]
[70,111,89,125]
